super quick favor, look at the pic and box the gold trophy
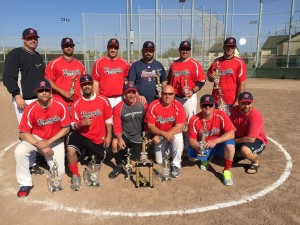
[197,132,207,157]
[156,69,162,98]
[69,75,76,100]
[213,60,221,90]
[140,131,148,164]
[124,148,133,180]
[183,74,189,99]
[135,161,154,188]
[83,155,100,187]
[161,149,171,181]
[47,159,62,193]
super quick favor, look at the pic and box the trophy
[135,161,154,188]
[213,60,221,90]
[160,149,171,181]
[83,155,100,187]
[69,75,76,100]
[197,132,207,157]
[124,148,133,180]
[140,131,148,164]
[47,159,62,193]
[156,69,162,98]
[183,74,189,98]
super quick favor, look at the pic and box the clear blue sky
[0,0,299,52]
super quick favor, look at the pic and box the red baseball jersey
[45,56,85,106]
[92,56,130,97]
[19,99,71,140]
[207,56,247,105]
[146,99,186,131]
[70,93,113,144]
[168,58,206,96]
[230,106,268,145]
[188,109,236,142]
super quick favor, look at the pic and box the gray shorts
[236,139,266,155]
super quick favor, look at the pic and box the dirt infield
[0,78,299,225]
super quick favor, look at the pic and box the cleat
[17,186,33,198]
[200,160,210,171]
[108,167,123,179]
[171,166,180,178]
[30,164,44,175]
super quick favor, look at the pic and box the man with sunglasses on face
[3,28,45,175]
[188,94,236,186]
[15,79,70,197]
[230,92,268,174]
[45,37,85,108]
[92,38,130,108]
[207,37,247,113]
[145,85,186,178]
[128,41,167,105]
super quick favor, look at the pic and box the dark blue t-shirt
[128,59,166,104]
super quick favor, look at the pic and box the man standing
[15,79,70,197]
[230,92,268,174]
[188,94,236,186]
[108,82,148,179]
[145,85,186,178]
[168,40,206,152]
[66,74,113,191]
[128,41,167,105]
[45,37,85,108]
[207,37,247,112]
[3,27,45,175]
[92,38,130,108]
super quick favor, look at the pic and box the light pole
[249,20,258,58]
[60,17,70,36]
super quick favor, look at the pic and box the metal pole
[255,0,263,68]
[81,13,88,72]
[181,6,184,42]
[119,15,123,56]
[138,6,141,58]
[202,6,205,64]
[160,5,162,62]
[155,0,158,59]
[126,0,130,62]
[224,0,228,40]
[231,0,234,35]
[2,38,6,61]
[286,0,294,68]
[130,0,134,62]
[209,8,212,50]
[190,0,194,57]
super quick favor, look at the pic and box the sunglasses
[162,92,174,96]
[201,104,214,108]
[63,45,74,48]
[36,89,51,93]
[241,102,252,105]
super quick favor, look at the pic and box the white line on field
[0,137,292,217]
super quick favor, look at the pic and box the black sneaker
[30,164,44,175]
[108,167,123,179]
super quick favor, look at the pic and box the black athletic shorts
[122,134,142,161]
[235,139,266,155]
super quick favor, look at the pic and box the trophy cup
[156,69,162,98]
[160,149,171,181]
[83,155,100,187]
[183,74,189,99]
[47,159,62,193]
[124,148,133,180]
[140,131,148,165]
[197,132,207,157]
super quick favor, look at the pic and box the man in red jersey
[168,40,206,153]
[145,85,186,178]
[45,37,85,108]
[15,79,70,198]
[66,74,113,191]
[230,92,268,174]
[188,94,236,186]
[92,38,130,108]
[207,37,247,114]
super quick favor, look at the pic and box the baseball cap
[224,37,236,46]
[143,41,155,50]
[123,82,137,92]
[200,94,215,105]
[34,80,51,91]
[179,41,191,49]
[61,37,75,46]
[80,74,93,84]
[238,92,253,103]
[107,38,119,49]
[22,28,39,39]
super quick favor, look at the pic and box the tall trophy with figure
[124,148,133,180]
[83,155,100,187]
[183,74,189,99]
[160,149,171,181]
[69,75,76,100]
[140,131,148,164]
[197,132,207,157]
[156,69,162,98]
[47,159,63,193]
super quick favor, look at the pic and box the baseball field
[0,78,299,225]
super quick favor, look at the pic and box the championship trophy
[83,155,100,187]
[124,148,133,180]
[197,132,207,157]
[69,76,76,100]
[160,149,171,181]
[47,159,62,193]
[156,69,162,98]
[140,131,148,165]
[213,60,221,90]
[183,74,189,99]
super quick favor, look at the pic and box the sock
[224,159,233,171]
[114,151,123,167]
[68,162,80,177]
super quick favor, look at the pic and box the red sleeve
[246,111,263,138]
[18,105,33,133]
[44,59,56,81]
[207,61,215,77]
[188,115,198,140]
[145,102,157,125]
[175,101,186,124]
[237,57,247,83]
[91,59,100,82]
[194,60,206,82]
[123,61,130,78]
[58,101,71,127]
[220,111,236,133]
[113,102,123,135]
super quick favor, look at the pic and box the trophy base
[89,182,100,188]
[135,161,154,188]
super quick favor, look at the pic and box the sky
[0,0,299,53]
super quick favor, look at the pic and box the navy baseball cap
[34,80,51,91]
[80,74,93,84]
[107,38,119,48]
[61,37,75,46]
[200,94,215,105]
[123,82,137,92]
[238,92,253,103]
[22,28,39,39]
[224,37,236,46]
[179,41,191,49]
[143,41,155,50]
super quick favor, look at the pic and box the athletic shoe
[71,174,81,191]
[17,186,33,198]
[108,167,123,179]
[200,160,210,171]
[30,164,44,175]
[171,166,180,178]
[223,170,233,186]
